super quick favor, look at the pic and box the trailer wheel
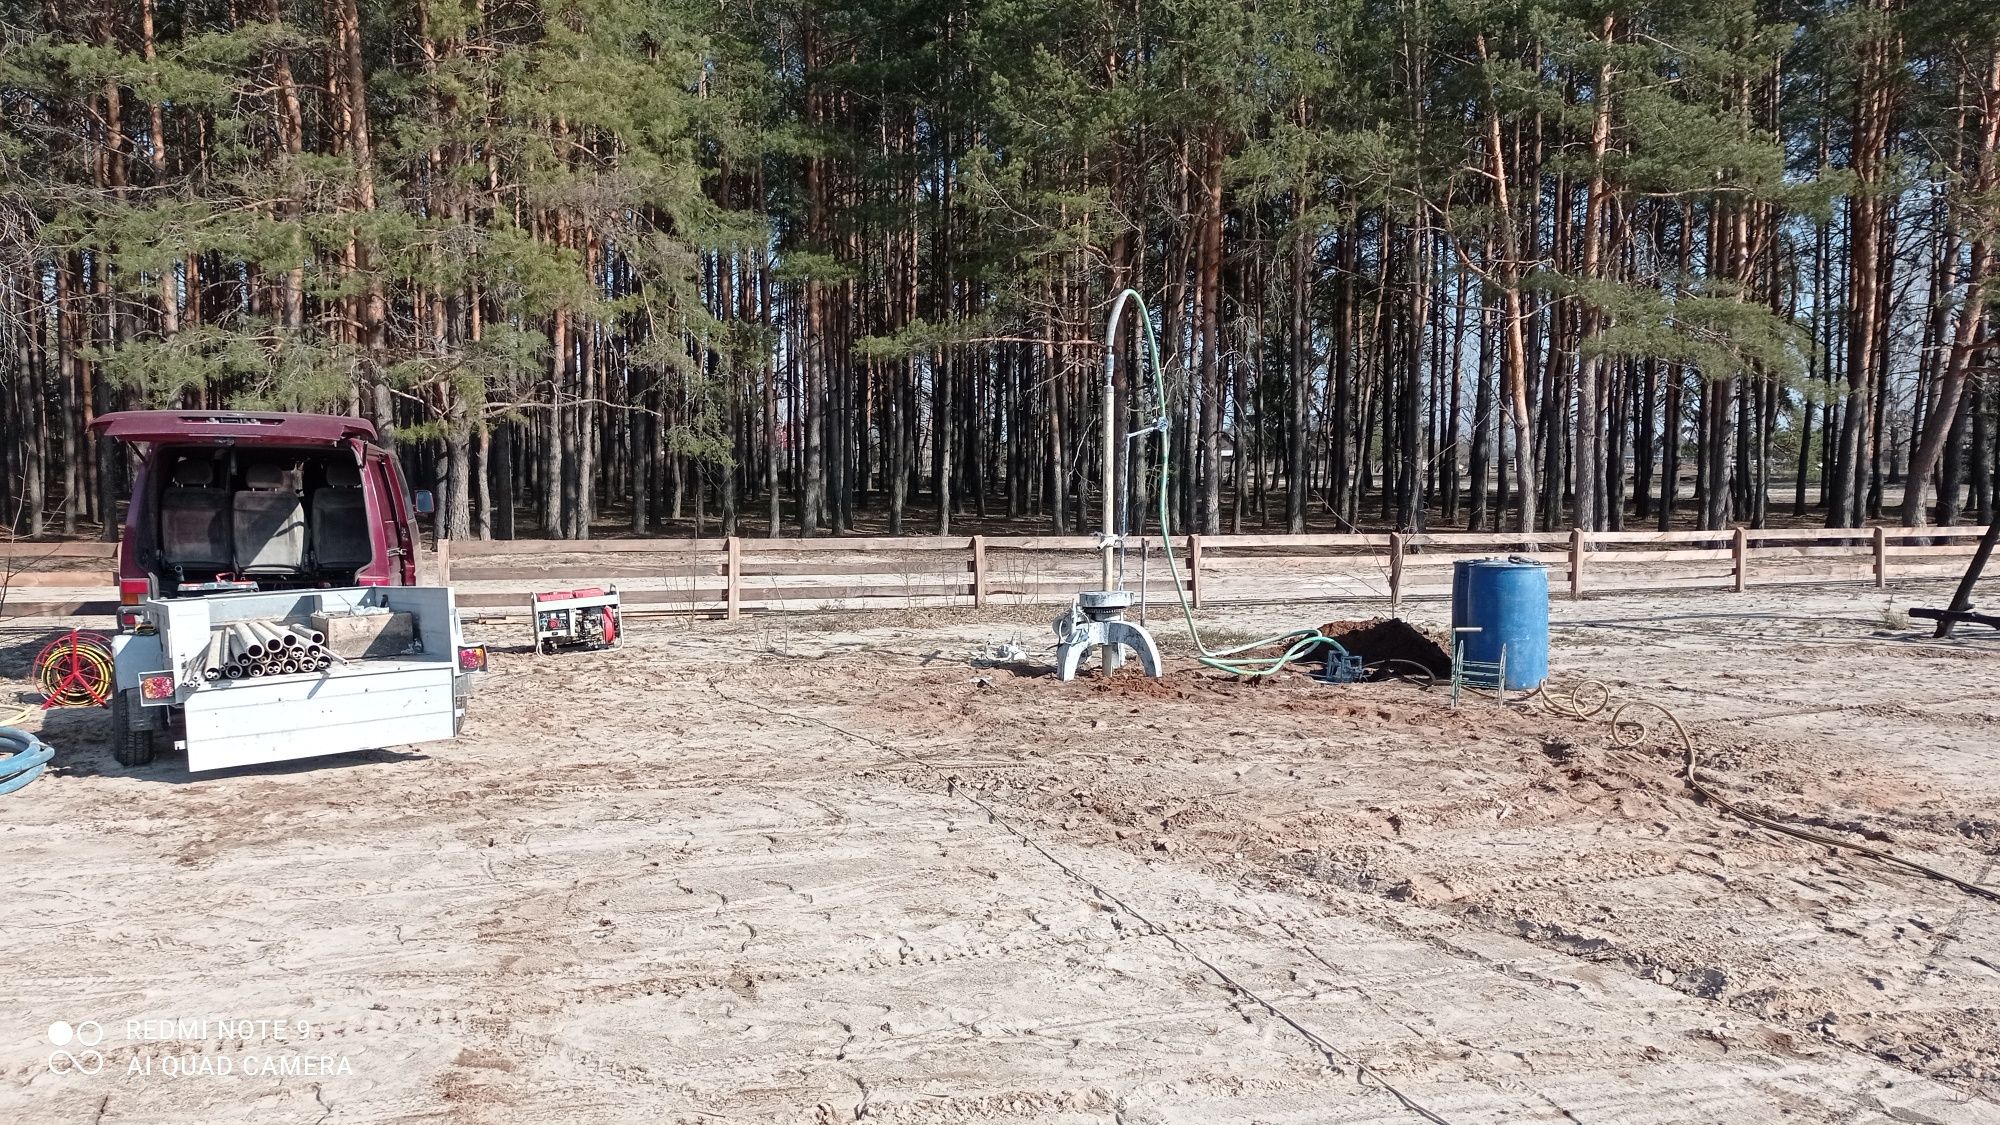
[109,690,157,768]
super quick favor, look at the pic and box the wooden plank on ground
[0,541,119,559]
[0,571,115,587]
[0,598,117,618]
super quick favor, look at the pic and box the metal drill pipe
[202,631,227,678]
[250,620,287,650]
[1100,289,1138,593]
[233,622,264,660]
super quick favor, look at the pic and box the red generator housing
[531,587,621,654]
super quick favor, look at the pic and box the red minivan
[91,412,431,625]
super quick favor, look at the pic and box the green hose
[1116,288,1345,678]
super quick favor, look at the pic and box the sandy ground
[2,578,1997,1124]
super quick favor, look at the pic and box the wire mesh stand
[1054,589,1163,682]
[1450,627,1507,710]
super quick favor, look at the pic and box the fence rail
[1,526,1985,621]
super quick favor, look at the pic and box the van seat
[312,461,372,570]
[234,463,306,574]
[160,459,232,571]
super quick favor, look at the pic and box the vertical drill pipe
[1100,289,1135,593]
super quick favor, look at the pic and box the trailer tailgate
[181,661,458,772]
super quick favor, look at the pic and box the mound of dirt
[1316,617,1453,676]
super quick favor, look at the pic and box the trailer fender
[112,633,164,693]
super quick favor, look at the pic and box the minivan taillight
[118,578,151,633]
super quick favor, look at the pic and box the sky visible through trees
[1,0,1996,541]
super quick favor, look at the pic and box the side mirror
[412,490,436,516]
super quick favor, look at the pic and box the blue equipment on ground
[0,728,53,795]
[1451,558,1550,692]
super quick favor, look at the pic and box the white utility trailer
[111,585,482,772]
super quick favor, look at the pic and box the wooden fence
[5,525,1985,622]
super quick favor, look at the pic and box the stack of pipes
[197,620,341,681]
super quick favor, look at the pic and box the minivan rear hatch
[91,411,378,447]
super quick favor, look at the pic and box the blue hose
[0,728,53,795]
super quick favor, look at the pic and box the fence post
[1873,525,1887,588]
[1568,527,1584,600]
[1732,527,1748,592]
[435,538,452,585]
[725,536,741,621]
[971,534,987,608]
[1189,534,1204,609]
[1389,531,1404,612]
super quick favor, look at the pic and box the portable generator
[531,587,622,654]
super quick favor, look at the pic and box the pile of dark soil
[1315,617,1453,676]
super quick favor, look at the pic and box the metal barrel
[1450,558,1549,691]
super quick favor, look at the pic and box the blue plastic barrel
[1451,558,1549,691]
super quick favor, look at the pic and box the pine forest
[2,0,1997,542]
